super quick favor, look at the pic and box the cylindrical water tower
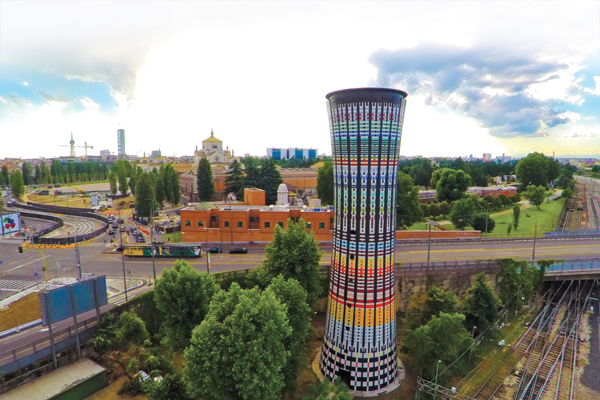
[320,88,407,392]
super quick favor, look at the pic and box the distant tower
[117,129,126,156]
[69,133,76,157]
[320,88,407,392]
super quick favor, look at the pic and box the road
[3,235,600,284]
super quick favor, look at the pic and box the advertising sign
[1,212,21,235]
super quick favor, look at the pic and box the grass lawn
[485,197,565,238]
[162,231,182,243]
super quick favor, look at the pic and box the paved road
[4,236,600,285]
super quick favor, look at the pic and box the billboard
[39,276,109,326]
[1,212,21,235]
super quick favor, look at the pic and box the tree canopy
[431,168,472,202]
[524,185,546,209]
[515,152,560,188]
[449,198,476,230]
[258,158,283,205]
[404,312,473,378]
[224,160,246,201]
[10,170,24,198]
[471,213,495,233]
[184,284,291,400]
[316,161,334,205]
[135,172,156,218]
[266,276,312,393]
[463,273,501,331]
[263,218,323,307]
[396,171,423,229]
[197,157,216,202]
[154,260,220,351]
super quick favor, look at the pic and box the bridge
[544,258,600,281]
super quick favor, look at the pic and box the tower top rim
[326,87,407,102]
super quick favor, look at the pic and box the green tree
[316,161,334,205]
[21,162,32,186]
[404,312,473,378]
[184,284,291,400]
[258,158,283,205]
[509,194,521,204]
[266,276,312,393]
[243,157,261,188]
[10,170,24,198]
[224,160,246,201]
[429,203,440,219]
[464,273,501,331]
[1,166,9,187]
[471,213,495,233]
[525,185,546,209]
[167,166,181,205]
[263,218,323,307]
[561,187,573,200]
[515,152,561,188]
[439,201,451,217]
[135,172,156,218]
[109,171,117,195]
[495,259,539,308]
[155,177,166,209]
[449,199,475,230]
[431,168,472,202]
[420,203,430,221]
[512,204,521,230]
[507,223,512,236]
[302,377,352,400]
[116,160,129,196]
[197,157,216,202]
[145,372,192,400]
[154,260,220,351]
[117,311,150,346]
[404,286,457,330]
[128,172,138,196]
[427,285,457,318]
[34,165,41,184]
[396,171,423,229]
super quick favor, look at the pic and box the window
[278,222,284,228]
[237,221,243,228]
[250,217,256,223]
[307,222,312,228]
[264,222,271,228]
[210,216,218,222]
[319,222,325,229]
[185,220,191,226]
[198,221,204,227]
[213,145,218,149]
[224,221,230,227]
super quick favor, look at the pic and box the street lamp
[227,192,236,246]
[531,218,538,262]
[434,360,442,400]
[145,199,157,283]
[425,220,440,267]
[118,207,128,303]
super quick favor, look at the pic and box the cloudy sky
[1,1,599,160]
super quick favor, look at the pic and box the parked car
[108,229,116,235]
[229,247,248,254]
[208,247,222,254]
[120,226,126,232]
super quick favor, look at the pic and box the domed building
[193,130,241,166]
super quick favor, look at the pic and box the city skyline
[1,1,599,160]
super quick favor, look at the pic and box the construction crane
[58,133,94,157]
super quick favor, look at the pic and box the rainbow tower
[320,88,407,392]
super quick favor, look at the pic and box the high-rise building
[267,147,318,160]
[320,88,407,392]
[483,153,492,163]
[117,129,126,156]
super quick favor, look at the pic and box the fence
[13,202,109,245]
[0,315,99,375]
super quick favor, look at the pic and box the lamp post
[434,360,442,400]
[531,219,538,262]
[145,199,157,283]
[118,210,128,302]
[227,192,236,246]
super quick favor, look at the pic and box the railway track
[464,282,570,400]
[512,280,595,400]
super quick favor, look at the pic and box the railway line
[7,206,104,239]
[454,279,597,400]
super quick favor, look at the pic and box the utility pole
[531,220,538,262]
[119,214,128,302]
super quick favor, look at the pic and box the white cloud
[80,97,100,109]
[22,81,29,86]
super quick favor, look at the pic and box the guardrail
[12,202,109,245]
[0,315,99,375]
